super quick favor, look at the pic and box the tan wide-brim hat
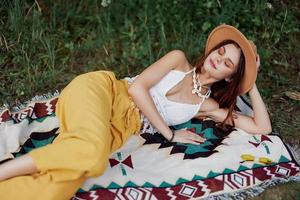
[205,23,258,95]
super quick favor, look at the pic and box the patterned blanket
[0,90,299,200]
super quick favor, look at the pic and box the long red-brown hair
[192,39,246,130]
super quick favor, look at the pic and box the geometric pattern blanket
[0,90,299,200]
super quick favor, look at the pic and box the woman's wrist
[160,128,175,142]
[168,130,175,142]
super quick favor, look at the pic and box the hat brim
[205,24,257,95]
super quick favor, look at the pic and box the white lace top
[124,67,208,134]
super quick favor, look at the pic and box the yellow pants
[0,70,141,200]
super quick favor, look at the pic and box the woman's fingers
[173,129,206,145]
[187,131,206,142]
[179,137,200,145]
[256,54,260,71]
[187,140,201,145]
[185,138,205,145]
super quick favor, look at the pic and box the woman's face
[203,43,242,82]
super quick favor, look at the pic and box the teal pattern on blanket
[12,126,59,158]
[11,117,296,190]
[174,120,219,154]
[81,117,298,190]
[141,118,234,159]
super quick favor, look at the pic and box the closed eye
[225,60,232,68]
[218,47,225,55]
[220,46,234,68]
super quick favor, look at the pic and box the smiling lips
[210,59,217,69]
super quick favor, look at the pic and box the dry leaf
[284,91,300,101]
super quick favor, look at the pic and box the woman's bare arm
[129,84,174,140]
[129,50,186,140]
[129,50,204,143]
[202,84,272,135]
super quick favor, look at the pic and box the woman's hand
[249,54,260,91]
[171,129,206,145]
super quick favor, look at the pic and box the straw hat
[205,23,258,95]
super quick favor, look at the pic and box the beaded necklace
[191,67,211,99]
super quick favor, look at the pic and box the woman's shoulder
[128,49,189,91]
[172,52,194,72]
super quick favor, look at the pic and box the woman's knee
[83,141,110,178]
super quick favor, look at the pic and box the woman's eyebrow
[223,46,235,67]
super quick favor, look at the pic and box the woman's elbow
[256,126,272,135]
[128,86,134,95]
[264,126,272,135]
[128,83,138,95]
[128,83,148,96]
[263,121,273,134]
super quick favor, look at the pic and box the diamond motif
[127,188,139,199]
[179,185,197,197]
[233,174,244,186]
[276,166,290,176]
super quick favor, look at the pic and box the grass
[0,0,299,198]
[250,182,300,200]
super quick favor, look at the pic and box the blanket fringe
[0,90,60,113]
[204,175,300,200]
[286,143,300,165]
[203,140,300,200]
[271,132,300,166]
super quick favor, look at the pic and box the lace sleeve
[139,112,159,135]
[123,75,138,85]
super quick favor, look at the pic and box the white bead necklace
[192,67,211,99]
